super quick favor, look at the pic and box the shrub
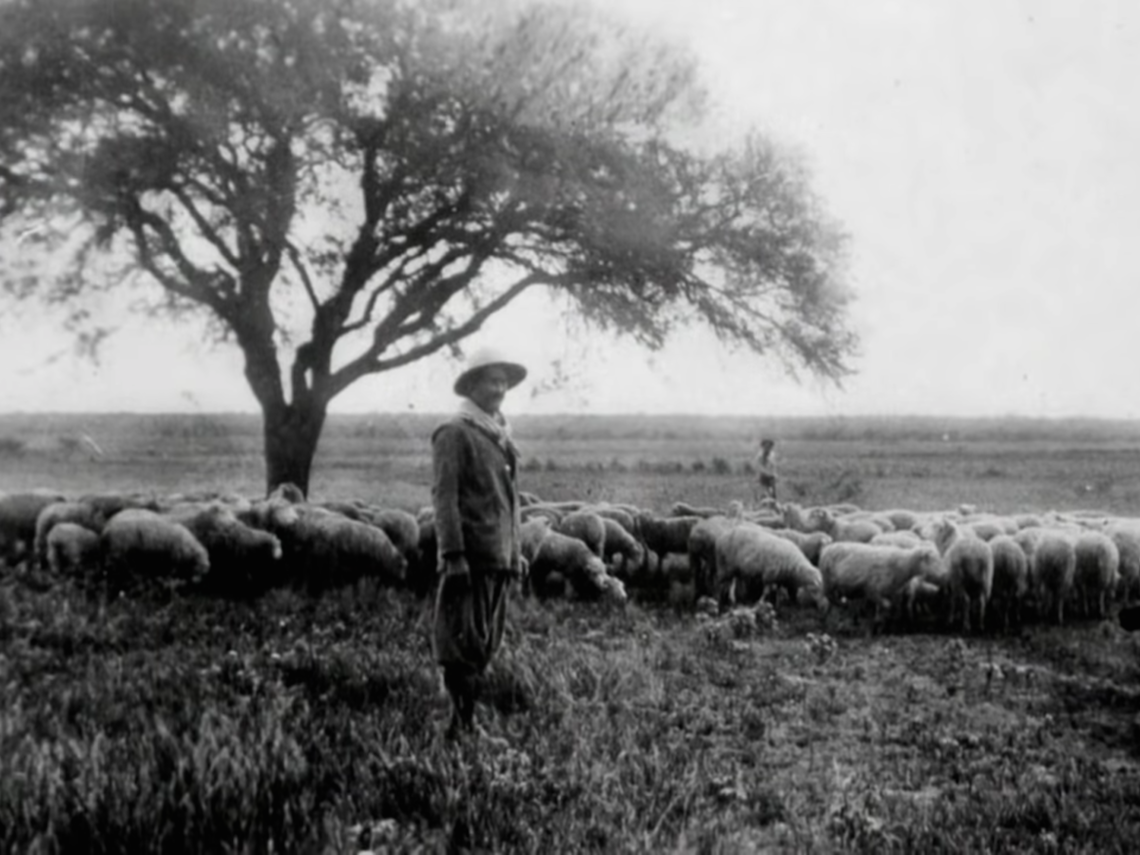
[710,457,732,475]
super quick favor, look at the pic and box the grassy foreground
[4,569,1140,853]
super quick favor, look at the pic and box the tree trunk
[262,401,328,498]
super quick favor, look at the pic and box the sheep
[818,542,942,631]
[555,510,607,559]
[988,534,1030,632]
[781,503,812,532]
[869,531,925,550]
[1029,530,1077,626]
[600,516,644,579]
[0,489,69,565]
[587,504,640,540]
[520,504,564,525]
[688,515,738,599]
[669,501,726,519]
[519,517,554,566]
[768,529,833,566]
[99,508,210,595]
[1105,522,1140,606]
[528,528,626,603]
[806,508,883,544]
[879,509,922,532]
[367,508,422,571]
[1072,530,1120,619]
[34,501,107,568]
[272,505,406,593]
[405,513,440,597]
[45,522,102,578]
[966,516,1019,541]
[637,513,702,573]
[163,502,284,597]
[714,523,827,612]
[933,518,994,634]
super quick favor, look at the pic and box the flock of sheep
[516,493,1140,635]
[2,483,1137,636]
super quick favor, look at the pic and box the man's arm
[432,423,469,578]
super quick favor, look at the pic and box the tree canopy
[0,0,858,493]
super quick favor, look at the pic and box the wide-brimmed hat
[453,346,528,397]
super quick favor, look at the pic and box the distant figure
[755,438,778,503]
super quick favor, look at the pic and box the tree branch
[323,271,548,400]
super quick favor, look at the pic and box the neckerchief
[457,398,519,461]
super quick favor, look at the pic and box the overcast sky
[3,0,1139,418]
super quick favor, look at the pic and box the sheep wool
[600,516,644,579]
[714,523,826,611]
[1072,531,1120,619]
[937,520,994,634]
[687,515,740,598]
[529,528,625,603]
[0,490,69,565]
[100,509,210,594]
[819,542,942,629]
[988,534,1030,633]
[1105,522,1140,606]
[555,510,607,559]
[45,522,102,578]
[1030,530,1077,626]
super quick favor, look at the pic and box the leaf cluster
[0,0,858,410]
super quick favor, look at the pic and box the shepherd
[755,437,779,503]
[430,346,528,740]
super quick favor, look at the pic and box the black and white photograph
[2,0,1139,851]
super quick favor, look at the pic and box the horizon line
[3,410,1140,423]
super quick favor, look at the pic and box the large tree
[0,0,857,496]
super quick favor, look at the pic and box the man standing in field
[755,438,779,504]
[431,346,527,740]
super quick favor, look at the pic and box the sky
[3,0,1140,419]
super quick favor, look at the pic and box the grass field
[3,412,1140,852]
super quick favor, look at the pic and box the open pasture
[4,412,1140,852]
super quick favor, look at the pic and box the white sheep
[367,508,422,571]
[163,502,284,597]
[932,518,994,634]
[519,517,554,566]
[714,523,827,612]
[879,509,922,532]
[600,516,644,579]
[1029,529,1077,626]
[869,530,925,550]
[818,541,942,631]
[1072,530,1120,620]
[555,510,607,559]
[274,505,407,593]
[587,504,641,540]
[34,500,106,568]
[31,492,160,568]
[688,515,738,599]
[99,508,210,594]
[529,528,626,603]
[767,528,833,567]
[988,534,1029,632]
[45,522,102,578]
[0,489,69,565]
[806,508,883,543]
[1105,521,1140,606]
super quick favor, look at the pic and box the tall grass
[4,570,1140,852]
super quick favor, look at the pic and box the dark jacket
[431,416,521,573]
